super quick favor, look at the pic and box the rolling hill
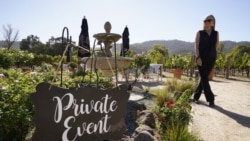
[1,40,250,55]
[128,40,250,55]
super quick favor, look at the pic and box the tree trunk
[247,67,250,78]
[3,24,19,50]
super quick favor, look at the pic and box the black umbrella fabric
[78,17,91,57]
[120,26,129,57]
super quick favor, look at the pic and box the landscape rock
[119,134,133,141]
[135,124,154,135]
[134,131,158,141]
[131,85,146,93]
[137,110,156,128]
[125,101,145,136]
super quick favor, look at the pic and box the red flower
[159,116,164,122]
[165,101,175,108]
[165,101,171,105]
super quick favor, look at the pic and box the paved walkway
[191,77,250,141]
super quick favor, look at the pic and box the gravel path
[191,77,250,141]
[126,73,250,141]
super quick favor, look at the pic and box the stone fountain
[81,22,134,78]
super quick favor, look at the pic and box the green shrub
[155,88,175,107]
[154,79,198,141]
[68,62,78,70]
[154,90,196,141]
[166,79,195,93]
[0,50,15,69]
[0,69,41,141]
[176,89,193,105]
[154,90,192,130]
[163,122,198,141]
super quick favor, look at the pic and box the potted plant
[172,55,185,79]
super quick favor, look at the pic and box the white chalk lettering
[53,93,118,140]
[110,100,118,112]
[53,93,74,123]
[63,114,111,141]
[62,116,76,141]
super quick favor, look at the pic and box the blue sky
[1,0,249,44]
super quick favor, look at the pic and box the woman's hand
[197,58,202,66]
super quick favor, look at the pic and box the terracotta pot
[173,69,183,79]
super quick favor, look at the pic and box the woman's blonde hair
[203,14,216,30]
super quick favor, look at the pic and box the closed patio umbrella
[120,26,129,57]
[78,17,91,57]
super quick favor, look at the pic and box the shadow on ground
[227,78,250,83]
[213,105,250,128]
[210,79,229,83]
[194,101,250,128]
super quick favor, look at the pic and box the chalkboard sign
[31,82,130,141]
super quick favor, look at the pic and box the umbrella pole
[121,44,124,57]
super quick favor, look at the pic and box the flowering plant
[154,89,192,130]
[155,101,191,130]
[153,85,197,140]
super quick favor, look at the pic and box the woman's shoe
[193,99,200,104]
[209,101,215,107]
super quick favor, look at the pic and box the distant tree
[148,44,168,64]
[46,37,69,56]
[215,42,226,72]
[129,54,151,82]
[20,38,30,51]
[2,24,19,50]
[20,35,40,51]
[165,57,173,69]
[217,42,225,52]
[229,45,250,69]
[30,43,50,55]
[171,55,186,69]
[47,36,55,45]
[215,53,226,72]
[182,53,193,76]
[227,45,250,77]
[125,49,136,57]
[241,52,250,77]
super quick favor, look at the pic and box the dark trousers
[194,57,216,102]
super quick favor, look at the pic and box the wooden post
[190,56,195,77]
[225,57,231,79]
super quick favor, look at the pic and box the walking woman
[193,15,219,107]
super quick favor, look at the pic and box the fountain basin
[93,33,121,44]
[81,57,134,77]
